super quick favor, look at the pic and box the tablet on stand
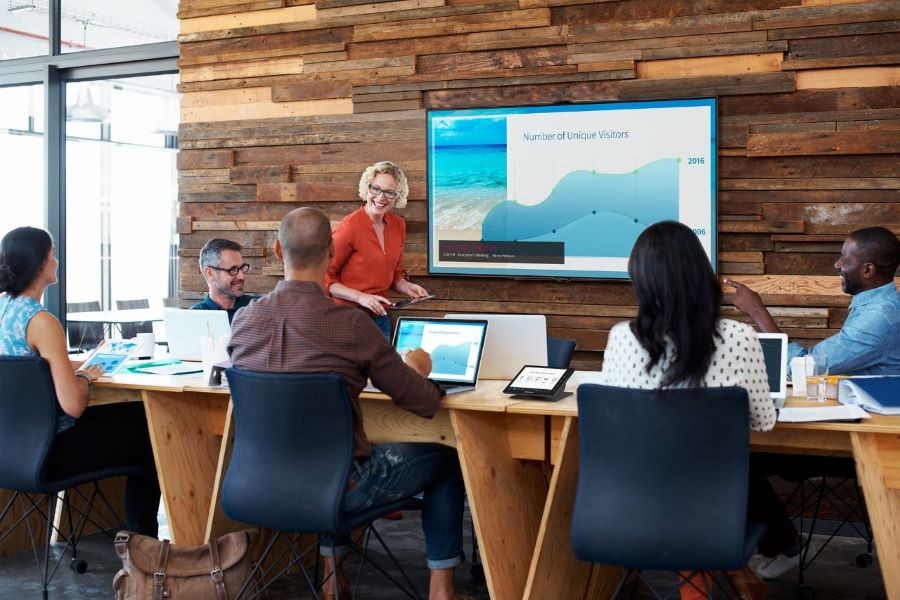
[503,365,574,401]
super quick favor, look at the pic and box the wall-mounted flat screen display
[426,97,716,280]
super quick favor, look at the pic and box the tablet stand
[510,390,573,402]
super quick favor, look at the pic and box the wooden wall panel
[177,0,900,370]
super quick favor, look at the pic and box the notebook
[163,308,231,362]
[443,313,547,380]
[838,376,900,415]
[368,317,488,395]
[757,333,788,408]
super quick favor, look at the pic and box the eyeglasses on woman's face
[368,184,398,200]
[209,263,250,277]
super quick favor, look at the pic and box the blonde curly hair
[358,161,409,209]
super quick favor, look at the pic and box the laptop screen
[163,308,231,362]
[757,333,788,401]
[393,317,488,385]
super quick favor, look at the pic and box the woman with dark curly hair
[0,226,160,537]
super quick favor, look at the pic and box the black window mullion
[44,64,66,323]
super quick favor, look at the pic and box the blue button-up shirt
[789,282,900,376]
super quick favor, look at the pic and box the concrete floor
[0,510,887,599]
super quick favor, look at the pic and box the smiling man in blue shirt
[727,226,900,376]
[191,238,257,323]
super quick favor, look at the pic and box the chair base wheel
[797,585,815,600]
[856,553,873,568]
[70,558,88,574]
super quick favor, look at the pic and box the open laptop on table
[163,308,231,362]
[757,332,789,409]
[444,313,547,380]
[366,317,488,395]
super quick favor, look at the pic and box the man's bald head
[278,207,332,268]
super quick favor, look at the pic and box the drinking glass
[805,354,829,402]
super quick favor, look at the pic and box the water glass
[805,354,829,402]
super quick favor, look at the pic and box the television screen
[426,98,716,280]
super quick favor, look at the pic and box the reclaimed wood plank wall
[176,0,900,370]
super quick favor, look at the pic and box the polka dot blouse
[597,319,776,432]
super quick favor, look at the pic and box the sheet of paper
[778,404,869,423]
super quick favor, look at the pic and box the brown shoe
[382,510,403,520]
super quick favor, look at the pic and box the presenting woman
[0,226,160,537]
[327,161,429,339]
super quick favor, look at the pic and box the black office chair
[759,453,873,593]
[0,356,145,599]
[572,384,766,598]
[547,337,576,369]
[222,368,424,600]
[66,301,104,353]
[115,299,153,339]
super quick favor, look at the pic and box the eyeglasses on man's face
[368,184,398,200]
[209,263,250,277]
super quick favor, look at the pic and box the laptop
[444,314,547,380]
[163,308,231,362]
[757,332,789,408]
[384,317,489,395]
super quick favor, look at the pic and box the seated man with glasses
[191,238,257,323]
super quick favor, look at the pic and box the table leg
[525,418,621,599]
[451,410,547,600]
[142,390,227,546]
[851,432,900,599]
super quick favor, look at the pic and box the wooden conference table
[84,371,900,600]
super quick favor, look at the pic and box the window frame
[0,0,178,324]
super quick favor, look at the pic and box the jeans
[321,443,464,569]
[373,314,392,341]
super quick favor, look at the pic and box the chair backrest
[222,369,355,535]
[546,337,576,368]
[0,357,60,493]
[67,301,104,351]
[572,384,751,572]
[116,298,153,339]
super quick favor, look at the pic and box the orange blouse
[326,207,408,308]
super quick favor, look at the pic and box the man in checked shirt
[229,207,464,600]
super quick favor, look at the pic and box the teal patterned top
[0,293,75,431]
[0,293,44,355]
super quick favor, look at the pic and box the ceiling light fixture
[66,87,110,123]
[7,1,36,13]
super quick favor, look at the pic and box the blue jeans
[373,314,392,341]
[321,443,464,570]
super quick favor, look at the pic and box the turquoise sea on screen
[432,144,507,231]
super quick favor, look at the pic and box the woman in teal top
[0,226,160,537]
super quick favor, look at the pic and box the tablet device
[80,339,140,375]
[390,294,437,309]
[503,365,574,401]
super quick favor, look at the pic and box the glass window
[65,74,178,310]
[61,0,177,54]
[0,84,44,239]
[0,2,49,59]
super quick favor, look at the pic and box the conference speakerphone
[504,365,574,401]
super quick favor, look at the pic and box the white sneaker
[749,535,820,579]
[748,551,799,579]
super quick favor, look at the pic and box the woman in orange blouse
[326,161,429,339]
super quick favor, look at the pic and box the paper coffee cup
[790,357,807,396]
[135,333,155,360]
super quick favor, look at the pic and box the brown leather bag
[113,529,259,600]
